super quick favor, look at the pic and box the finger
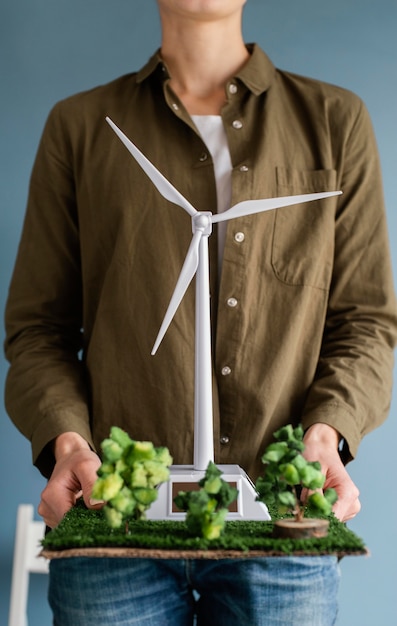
[301,482,361,522]
[329,479,360,521]
[38,450,102,526]
[332,495,361,522]
[38,484,78,528]
[75,455,104,510]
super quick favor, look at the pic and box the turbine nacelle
[193,212,212,236]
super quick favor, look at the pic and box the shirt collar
[236,44,276,95]
[136,43,276,95]
[136,49,167,83]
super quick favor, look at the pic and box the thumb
[76,452,105,510]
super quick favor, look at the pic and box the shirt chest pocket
[271,167,338,290]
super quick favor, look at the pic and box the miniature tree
[91,426,173,529]
[174,461,238,540]
[255,424,337,522]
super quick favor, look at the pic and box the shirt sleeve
[301,98,397,461]
[4,104,94,478]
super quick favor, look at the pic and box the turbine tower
[106,116,341,520]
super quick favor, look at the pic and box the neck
[159,8,249,114]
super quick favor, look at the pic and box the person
[4,1,397,624]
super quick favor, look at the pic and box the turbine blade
[211,191,342,223]
[151,230,202,355]
[106,117,197,217]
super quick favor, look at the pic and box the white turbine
[106,116,342,520]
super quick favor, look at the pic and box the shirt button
[221,366,232,376]
[239,165,249,172]
[232,120,243,130]
[227,297,238,308]
[220,435,230,445]
[229,83,238,94]
[199,152,208,162]
[234,232,245,243]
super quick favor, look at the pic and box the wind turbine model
[106,116,342,521]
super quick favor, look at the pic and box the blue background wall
[1,1,396,624]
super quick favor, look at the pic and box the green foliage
[92,427,173,528]
[174,461,238,540]
[256,425,338,521]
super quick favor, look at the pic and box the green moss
[42,500,366,556]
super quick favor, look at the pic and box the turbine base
[146,464,270,521]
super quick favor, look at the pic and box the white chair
[9,504,49,626]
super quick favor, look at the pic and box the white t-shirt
[192,115,233,272]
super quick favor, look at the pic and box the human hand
[38,432,103,528]
[302,423,360,522]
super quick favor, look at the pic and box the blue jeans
[49,556,340,625]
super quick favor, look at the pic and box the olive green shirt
[4,45,397,479]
